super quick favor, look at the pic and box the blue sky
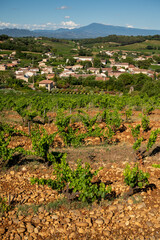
[0,0,160,30]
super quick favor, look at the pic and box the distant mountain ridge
[1,23,160,39]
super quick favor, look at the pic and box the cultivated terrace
[0,34,160,240]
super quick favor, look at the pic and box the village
[0,37,160,92]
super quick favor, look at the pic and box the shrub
[141,115,150,132]
[124,164,149,188]
[0,196,11,213]
[31,154,111,203]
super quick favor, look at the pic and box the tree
[112,66,117,71]
[93,58,102,68]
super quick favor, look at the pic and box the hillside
[1,23,160,39]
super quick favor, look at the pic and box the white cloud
[61,21,79,29]
[0,21,19,28]
[0,21,79,30]
[57,6,68,10]
[65,16,70,19]
[126,24,134,28]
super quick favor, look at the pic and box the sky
[0,0,160,31]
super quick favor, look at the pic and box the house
[72,64,83,71]
[29,67,39,73]
[6,63,17,68]
[39,80,55,91]
[74,56,93,62]
[101,68,112,73]
[16,74,28,82]
[47,73,55,79]
[111,62,129,69]
[24,71,35,78]
[128,64,135,72]
[117,68,126,73]
[109,58,115,65]
[59,70,74,78]
[88,68,100,74]
[65,66,73,70]
[0,64,6,71]
[41,66,53,74]
[101,60,106,65]
[39,61,46,67]
[134,56,145,61]
[105,51,113,57]
[108,71,122,78]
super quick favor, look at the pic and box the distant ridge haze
[1,23,160,39]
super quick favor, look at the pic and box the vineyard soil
[0,109,160,239]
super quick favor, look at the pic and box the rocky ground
[0,110,160,239]
[0,145,160,240]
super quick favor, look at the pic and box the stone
[52,215,59,220]
[64,217,71,223]
[103,230,110,237]
[125,221,130,226]
[0,227,5,235]
[95,219,104,225]
[76,221,89,227]
[78,228,85,234]
[32,217,40,224]
[26,223,34,233]
[34,228,39,234]
[10,171,15,175]
[17,228,26,234]
[69,232,76,239]
[137,203,146,209]
[15,234,21,240]
[38,206,45,212]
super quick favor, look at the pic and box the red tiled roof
[39,80,53,84]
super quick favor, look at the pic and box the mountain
[1,23,160,39]
[0,28,35,37]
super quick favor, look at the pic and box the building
[72,64,83,71]
[0,64,6,71]
[39,80,55,91]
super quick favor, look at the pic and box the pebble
[0,227,5,234]
[17,228,26,234]
[26,223,34,233]
[52,215,59,220]
[95,219,104,225]
[76,221,89,227]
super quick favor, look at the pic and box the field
[38,39,76,57]
[0,92,160,239]
[92,40,160,54]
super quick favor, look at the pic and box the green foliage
[125,108,132,121]
[55,111,78,146]
[131,124,141,139]
[31,155,111,203]
[0,131,14,162]
[55,110,104,147]
[101,110,122,132]
[30,125,56,161]
[147,129,160,151]
[152,164,160,168]
[14,102,38,124]
[141,115,150,132]
[78,111,99,130]
[0,196,11,213]
[0,123,26,163]
[133,137,143,150]
[144,105,154,115]
[124,164,149,188]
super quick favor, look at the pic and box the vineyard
[0,90,160,239]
